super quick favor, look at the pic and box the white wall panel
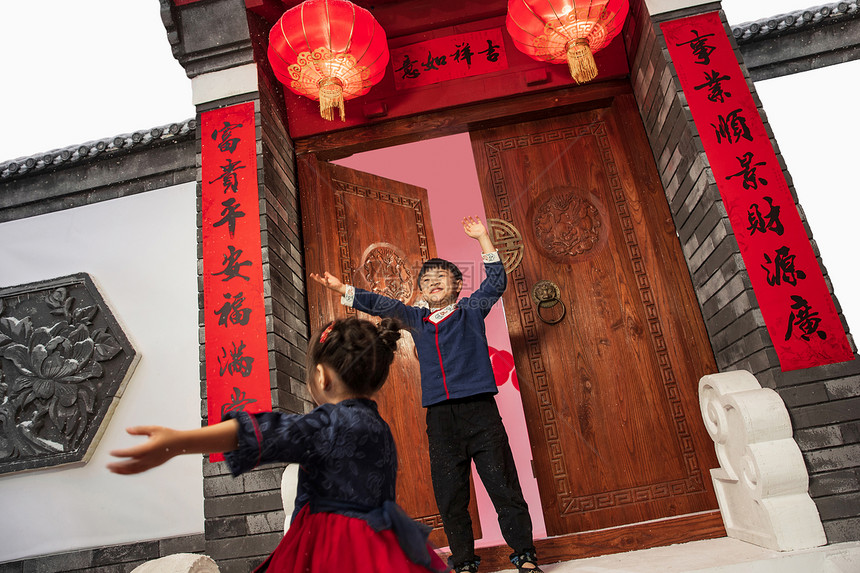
[0,183,202,562]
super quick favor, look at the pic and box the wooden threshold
[439,510,726,571]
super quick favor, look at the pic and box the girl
[108,317,449,573]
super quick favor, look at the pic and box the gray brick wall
[193,94,285,568]
[625,0,860,544]
[0,535,205,573]
[256,45,312,417]
[194,12,312,570]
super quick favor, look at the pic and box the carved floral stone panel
[0,273,138,474]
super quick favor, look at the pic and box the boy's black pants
[426,394,535,567]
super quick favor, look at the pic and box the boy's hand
[463,216,496,254]
[462,216,488,239]
[310,271,347,295]
[107,426,180,475]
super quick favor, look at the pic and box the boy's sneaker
[452,558,480,572]
[511,549,544,572]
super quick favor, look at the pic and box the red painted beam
[248,0,507,36]
[282,19,629,139]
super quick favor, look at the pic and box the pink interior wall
[334,133,548,546]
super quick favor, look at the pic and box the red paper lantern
[268,0,390,121]
[506,0,629,84]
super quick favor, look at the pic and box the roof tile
[732,1,859,43]
[1,118,196,181]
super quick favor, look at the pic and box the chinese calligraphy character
[218,340,254,377]
[711,108,752,144]
[785,295,827,342]
[220,387,258,418]
[726,151,768,190]
[422,50,447,71]
[213,197,245,238]
[747,196,784,236]
[478,39,501,62]
[676,29,716,65]
[214,291,252,327]
[211,121,243,154]
[209,158,246,193]
[395,54,420,79]
[762,246,806,286]
[213,245,252,282]
[450,42,474,66]
[694,69,732,103]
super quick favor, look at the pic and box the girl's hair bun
[377,317,402,352]
[308,316,404,396]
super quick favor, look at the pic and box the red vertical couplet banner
[661,12,853,371]
[201,102,271,460]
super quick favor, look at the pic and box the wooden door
[298,155,480,547]
[470,94,720,536]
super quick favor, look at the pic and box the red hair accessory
[319,322,335,344]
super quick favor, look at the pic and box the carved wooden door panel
[297,155,480,547]
[470,94,720,536]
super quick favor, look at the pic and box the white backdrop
[0,183,203,562]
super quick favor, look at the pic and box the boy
[311,216,542,573]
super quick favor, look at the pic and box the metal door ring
[531,280,560,306]
[537,298,566,324]
[531,280,566,324]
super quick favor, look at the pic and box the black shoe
[452,557,480,572]
[510,550,544,573]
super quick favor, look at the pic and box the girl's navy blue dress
[224,399,447,572]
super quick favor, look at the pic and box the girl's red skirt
[255,505,449,572]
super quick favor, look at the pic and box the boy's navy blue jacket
[341,252,506,407]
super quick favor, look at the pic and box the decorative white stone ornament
[281,463,300,534]
[699,370,827,551]
[131,464,302,572]
[131,554,219,573]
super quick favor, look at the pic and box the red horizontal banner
[391,28,509,90]
[661,12,853,371]
[201,102,272,459]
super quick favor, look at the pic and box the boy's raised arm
[462,216,495,254]
[462,216,506,304]
[310,271,347,295]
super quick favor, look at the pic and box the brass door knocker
[530,280,566,324]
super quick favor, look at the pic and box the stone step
[508,538,860,573]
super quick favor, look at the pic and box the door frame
[293,80,726,569]
[294,80,630,161]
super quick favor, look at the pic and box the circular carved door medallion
[532,188,606,261]
[356,243,414,305]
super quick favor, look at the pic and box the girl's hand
[462,216,488,239]
[310,271,347,295]
[107,426,181,475]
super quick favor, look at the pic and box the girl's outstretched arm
[107,419,239,475]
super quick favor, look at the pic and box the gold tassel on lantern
[565,39,599,84]
[507,0,629,87]
[318,77,346,121]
